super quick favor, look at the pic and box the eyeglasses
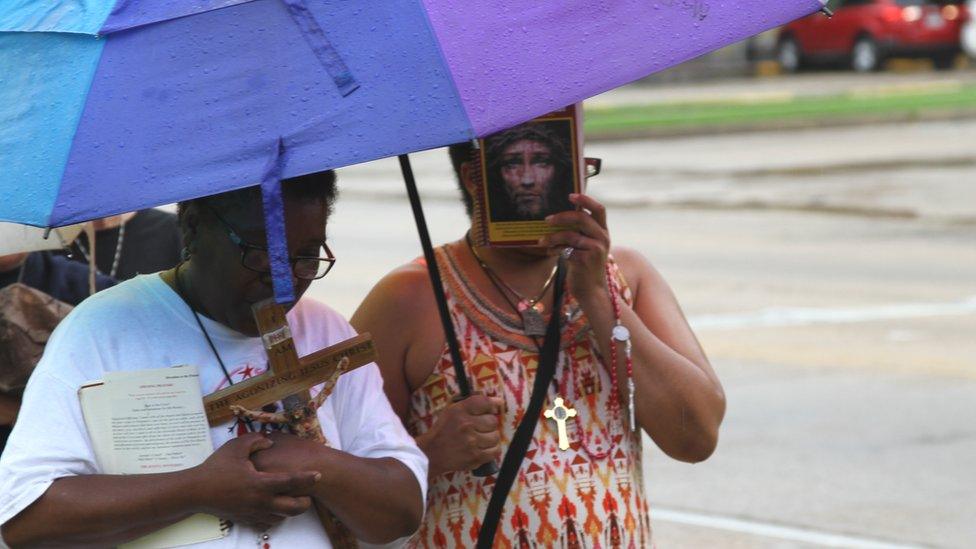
[584,157,602,179]
[207,206,336,280]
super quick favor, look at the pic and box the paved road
[313,117,975,548]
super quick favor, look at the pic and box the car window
[827,0,872,9]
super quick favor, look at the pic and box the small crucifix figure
[544,397,577,451]
[203,299,377,549]
[229,356,350,444]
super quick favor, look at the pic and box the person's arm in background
[27,252,115,306]
[0,394,17,452]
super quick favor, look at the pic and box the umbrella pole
[398,154,498,477]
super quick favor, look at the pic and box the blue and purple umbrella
[2,0,828,530]
[1,0,825,229]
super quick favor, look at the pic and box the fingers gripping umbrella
[0,0,826,529]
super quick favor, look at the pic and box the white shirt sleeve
[329,362,428,504]
[296,301,428,504]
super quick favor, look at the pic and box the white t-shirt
[0,275,427,548]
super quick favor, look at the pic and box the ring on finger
[560,247,574,259]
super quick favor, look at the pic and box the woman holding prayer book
[352,133,726,547]
[0,171,427,547]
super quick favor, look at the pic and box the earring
[181,246,191,261]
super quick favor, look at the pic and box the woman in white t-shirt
[0,171,427,548]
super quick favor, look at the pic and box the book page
[79,366,225,548]
[102,366,212,474]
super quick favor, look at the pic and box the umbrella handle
[398,154,472,396]
[400,154,496,478]
[473,460,500,477]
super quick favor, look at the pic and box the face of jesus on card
[177,171,336,337]
[499,139,556,219]
[485,121,575,226]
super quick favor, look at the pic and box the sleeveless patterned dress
[407,245,653,548]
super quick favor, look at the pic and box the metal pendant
[544,397,577,450]
[627,377,636,432]
[519,300,547,336]
[612,323,630,342]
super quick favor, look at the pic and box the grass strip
[585,85,976,134]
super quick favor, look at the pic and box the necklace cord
[464,233,556,348]
[73,221,127,279]
[173,262,254,432]
[108,222,126,279]
[466,233,557,304]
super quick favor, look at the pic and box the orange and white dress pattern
[407,245,653,548]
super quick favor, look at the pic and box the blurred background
[9,2,967,546]
[312,2,976,547]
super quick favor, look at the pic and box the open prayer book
[78,365,226,548]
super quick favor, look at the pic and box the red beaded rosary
[606,262,637,433]
[557,262,636,460]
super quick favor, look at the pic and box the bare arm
[351,266,427,422]
[542,194,726,463]
[351,264,503,477]
[1,434,319,548]
[3,473,196,549]
[0,394,18,426]
[581,248,724,462]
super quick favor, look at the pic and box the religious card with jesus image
[470,103,586,247]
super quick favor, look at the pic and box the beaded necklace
[558,301,620,460]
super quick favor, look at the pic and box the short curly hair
[177,170,338,228]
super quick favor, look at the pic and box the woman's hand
[415,394,503,477]
[539,193,611,301]
[189,433,319,531]
[249,431,329,475]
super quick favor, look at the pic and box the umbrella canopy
[1,0,824,229]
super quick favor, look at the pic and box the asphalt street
[312,110,975,548]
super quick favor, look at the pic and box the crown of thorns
[484,123,571,172]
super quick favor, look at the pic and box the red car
[778,0,967,72]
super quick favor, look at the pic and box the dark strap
[401,153,497,477]
[476,259,567,548]
[399,154,472,396]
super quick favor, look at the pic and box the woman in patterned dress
[353,141,725,547]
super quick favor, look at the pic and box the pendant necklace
[74,221,127,278]
[465,233,558,337]
[557,309,621,460]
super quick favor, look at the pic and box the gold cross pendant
[544,397,577,451]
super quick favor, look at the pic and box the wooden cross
[203,300,375,426]
[203,299,374,548]
[544,397,577,451]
